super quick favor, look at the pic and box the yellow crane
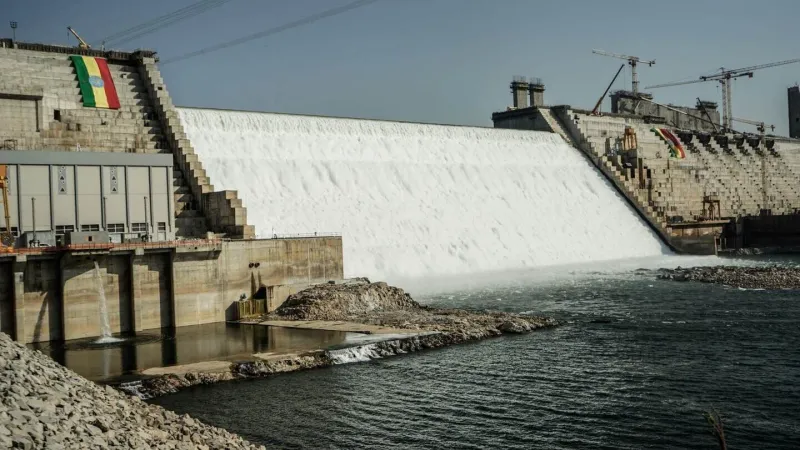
[67,26,91,49]
[0,166,14,252]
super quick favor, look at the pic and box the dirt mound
[275,278,421,321]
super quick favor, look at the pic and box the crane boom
[592,49,655,94]
[67,26,91,49]
[644,56,800,130]
[723,57,800,76]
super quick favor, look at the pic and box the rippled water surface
[152,266,800,449]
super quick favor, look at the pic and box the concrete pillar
[12,256,25,342]
[510,79,529,109]
[528,80,545,107]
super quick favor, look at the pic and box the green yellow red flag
[70,55,121,109]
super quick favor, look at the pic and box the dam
[179,108,666,281]
[2,38,799,346]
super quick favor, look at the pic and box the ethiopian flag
[70,56,120,109]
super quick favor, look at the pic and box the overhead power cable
[98,0,233,47]
[161,0,380,65]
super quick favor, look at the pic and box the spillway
[178,108,668,281]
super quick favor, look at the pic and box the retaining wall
[0,236,344,344]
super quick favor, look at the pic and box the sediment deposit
[274,278,552,334]
[657,266,800,290]
[131,279,556,398]
[0,332,263,450]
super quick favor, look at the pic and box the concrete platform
[256,320,419,335]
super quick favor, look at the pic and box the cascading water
[179,108,669,282]
[93,261,122,344]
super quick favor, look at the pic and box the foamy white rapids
[327,344,382,364]
[179,108,668,281]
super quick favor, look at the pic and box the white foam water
[93,262,123,344]
[179,108,669,282]
[326,344,383,364]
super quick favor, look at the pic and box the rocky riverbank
[0,332,264,450]
[128,279,556,398]
[657,265,800,290]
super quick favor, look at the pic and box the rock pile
[658,265,800,290]
[276,278,421,320]
[272,278,555,337]
[0,332,264,450]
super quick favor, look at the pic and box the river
[151,261,800,449]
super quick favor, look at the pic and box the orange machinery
[0,165,13,252]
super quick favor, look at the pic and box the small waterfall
[93,261,122,344]
[327,343,382,364]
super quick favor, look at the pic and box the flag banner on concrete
[651,128,686,159]
[70,55,121,109]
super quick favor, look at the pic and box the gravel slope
[0,332,264,450]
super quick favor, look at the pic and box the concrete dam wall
[179,108,668,281]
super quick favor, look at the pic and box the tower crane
[592,49,655,95]
[645,57,800,130]
[731,117,775,138]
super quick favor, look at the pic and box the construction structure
[646,58,800,130]
[592,49,655,95]
[493,64,800,254]
[0,39,344,344]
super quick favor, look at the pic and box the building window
[55,225,75,235]
[157,222,166,232]
[107,223,124,233]
[131,223,147,233]
[54,109,61,121]
[80,224,100,232]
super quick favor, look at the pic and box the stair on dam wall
[533,105,800,252]
[539,108,578,146]
[137,56,254,240]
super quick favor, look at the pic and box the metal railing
[254,232,342,240]
[6,238,222,255]
[2,232,343,255]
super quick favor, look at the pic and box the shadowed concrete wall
[132,252,172,331]
[61,255,104,341]
[23,259,61,343]
[1,236,344,343]
[0,263,13,336]
[173,237,344,326]
[172,249,223,328]
[220,238,344,311]
[61,255,134,341]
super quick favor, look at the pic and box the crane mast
[645,57,800,130]
[592,49,655,94]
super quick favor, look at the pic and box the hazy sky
[6,0,800,135]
